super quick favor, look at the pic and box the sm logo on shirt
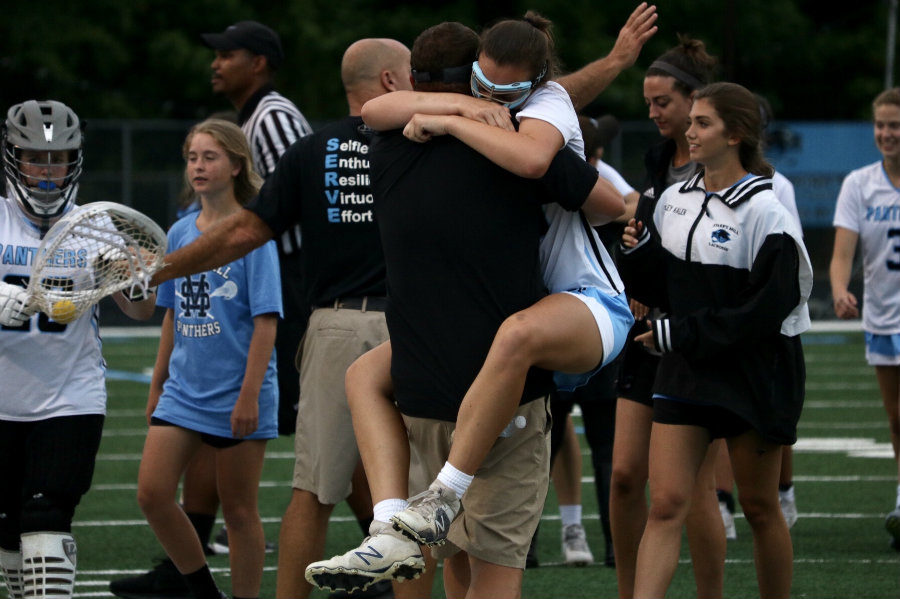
[181,273,211,317]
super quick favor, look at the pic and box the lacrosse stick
[26,201,167,323]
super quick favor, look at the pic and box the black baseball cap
[201,21,284,69]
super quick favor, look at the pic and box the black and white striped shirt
[239,85,312,255]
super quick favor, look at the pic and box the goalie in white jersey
[0,100,156,599]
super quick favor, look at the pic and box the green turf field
[53,329,900,598]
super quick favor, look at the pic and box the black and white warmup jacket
[618,171,813,444]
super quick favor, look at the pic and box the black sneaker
[109,558,191,599]
[208,527,276,555]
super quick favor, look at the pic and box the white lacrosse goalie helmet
[2,100,84,224]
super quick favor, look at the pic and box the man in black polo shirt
[144,38,414,599]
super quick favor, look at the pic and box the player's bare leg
[685,445,725,599]
[276,488,334,599]
[216,439,267,598]
[450,293,603,475]
[346,342,410,503]
[875,366,900,488]
[137,426,207,574]
[610,398,652,599]
[632,423,709,598]
[729,433,791,598]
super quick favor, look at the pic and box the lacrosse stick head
[27,201,167,322]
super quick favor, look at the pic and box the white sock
[779,485,795,502]
[373,498,409,524]
[21,532,76,599]
[0,548,23,599]
[437,462,473,498]
[559,505,582,528]
[895,484,900,509]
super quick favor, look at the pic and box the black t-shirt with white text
[248,116,385,307]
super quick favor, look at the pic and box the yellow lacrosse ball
[50,300,78,324]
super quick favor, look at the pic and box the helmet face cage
[2,100,83,221]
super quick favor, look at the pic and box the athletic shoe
[208,527,276,555]
[719,499,737,540]
[561,523,594,566]
[780,492,798,529]
[327,578,395,599]
[108,558,191,599]
[886,507,900,548]
[305,521,424,593]
[390,480,460,546]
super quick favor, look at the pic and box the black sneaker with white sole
[109,558,191,599]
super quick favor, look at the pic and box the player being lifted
[0,100,157,599]
[306,7,654,591]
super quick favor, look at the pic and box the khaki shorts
[292,305,389,504]
[402,396,551,568]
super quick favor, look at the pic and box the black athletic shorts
[614,320,659,406]
[653,397,752,440]
[150,416,243,448]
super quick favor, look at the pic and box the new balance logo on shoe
[353,545,385,567]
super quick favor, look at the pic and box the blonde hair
[182,119,262,206]
[873,87,900,112]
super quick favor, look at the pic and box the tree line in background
[1,0,893,123]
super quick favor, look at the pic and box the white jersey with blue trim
[596,159,636,196]
[833,160,900,334]
[515,82,625,296]
[772,170,801,231]
[0,197,106,421]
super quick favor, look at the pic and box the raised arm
[361,91,513,131]
[150,209,273,287]
[556,2,658,111]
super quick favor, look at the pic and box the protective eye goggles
[469,61,547,110]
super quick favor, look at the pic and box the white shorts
[553,288,633,392]
[864,332,900,366]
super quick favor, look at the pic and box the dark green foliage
[1,1,895,121]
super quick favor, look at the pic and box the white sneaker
[719,500,737,540]
[305,522,424,593]
[780,492,798,529]
[391,480,460,546]
[561,524,593,566]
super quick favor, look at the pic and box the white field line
[90,473,897,492]
[71,511,895,529]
